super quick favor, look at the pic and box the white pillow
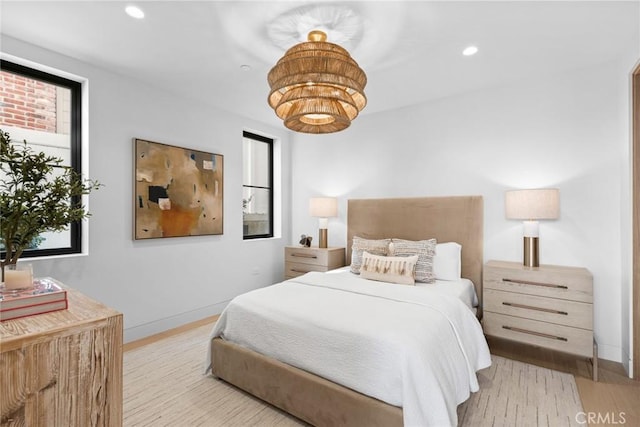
[433,242,462,281]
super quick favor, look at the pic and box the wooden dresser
[482,260,597,380]
[284,246,345,279]
[0,284,123,426]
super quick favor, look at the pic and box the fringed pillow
[360,252,418,285]
[389,238,437,283]
[350,236,391,274]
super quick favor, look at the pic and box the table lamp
[309,197,338,248]
[505,188,560,267]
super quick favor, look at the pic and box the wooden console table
[0,284,123,426]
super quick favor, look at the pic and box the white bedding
[206,270,491,427]
[330,266,478,313]
[421,278,478,311]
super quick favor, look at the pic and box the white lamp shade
[309,197,338,218]
[505,188,560,220]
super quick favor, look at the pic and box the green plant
[242,194,253,213]
[0,129,101,277]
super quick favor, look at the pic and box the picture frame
[134,138,223,239]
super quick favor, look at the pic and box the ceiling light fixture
[462,46,479,56]
[267,30,367,134]
[125,5,145,19]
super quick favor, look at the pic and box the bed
[206,196,490,426]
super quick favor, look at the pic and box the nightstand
[284,246,346,279]
[482,260,597,380]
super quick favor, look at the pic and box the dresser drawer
[484,263,593,303]
[285,247,345,267]
[284,247,345,279]
[483,312,593,358]
[285,247,330,266]
[285,262,332,278]
[484,288,592,329]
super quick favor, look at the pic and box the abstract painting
[134,138,223,239]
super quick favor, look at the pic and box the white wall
[2,36,292,342]
[290,60,632,363]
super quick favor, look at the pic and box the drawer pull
[290,269,309,273]
[502,302,568,315]
[502,325,568,341]
[291,253,318,259]
[502,278,568,289]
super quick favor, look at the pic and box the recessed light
[240,64,251,71]
[125,5,145,19]
[462,46,478,56]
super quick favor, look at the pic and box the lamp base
[523,236,539,267]
[319,229,328,249]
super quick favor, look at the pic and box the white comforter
[206,271,491,427]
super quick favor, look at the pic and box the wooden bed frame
[212,196,484,426]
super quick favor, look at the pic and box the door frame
[632,65,639,380]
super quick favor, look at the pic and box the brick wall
[0,71,59,133]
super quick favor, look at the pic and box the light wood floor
[488,336,639,427]
[125,317,639,426]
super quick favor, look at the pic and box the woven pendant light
[268,30,367,134]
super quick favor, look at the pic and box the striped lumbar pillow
[389,238,437,283]
[350,236,391,274]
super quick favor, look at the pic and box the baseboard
[123,300,229,344]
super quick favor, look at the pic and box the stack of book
[0,278,68,321]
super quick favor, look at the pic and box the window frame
[0,59,83,259]
[242,130,274,240]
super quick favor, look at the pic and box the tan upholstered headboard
[347,196,484,315]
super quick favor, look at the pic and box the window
[243,131,273,239]
[0,59,83,258]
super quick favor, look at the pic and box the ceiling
[1,1,638,130]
